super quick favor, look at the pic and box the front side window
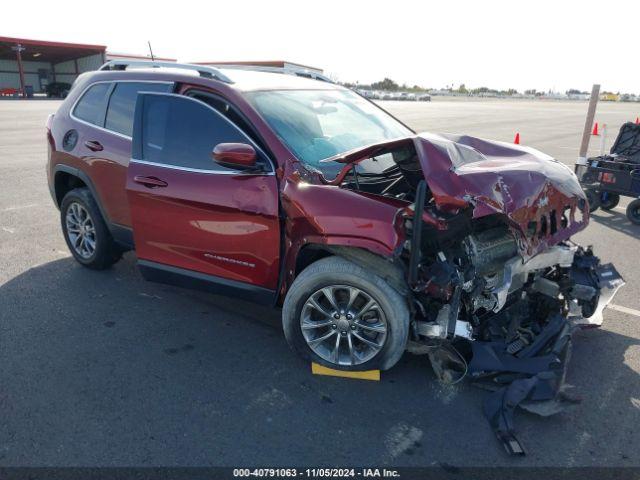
[138,94,264,172]
[246,89,412,178]
[105,82,173,136]
[73,83,111,126]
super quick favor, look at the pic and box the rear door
[71,81,174,229]
[127,93,281,302]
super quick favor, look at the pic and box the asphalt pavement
[1,98,639,467]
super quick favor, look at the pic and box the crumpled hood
[415,133,589,255]
[328,133,589,256]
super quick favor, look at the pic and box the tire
[585,189,600,213]
[600,192,620,210]
[626,199,640,225]
[60,188,122,270]
[282,256,410,371]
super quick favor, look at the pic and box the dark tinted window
[73,83,110,125]
[190,92,265,149]
[141,95,261,172]
[105,82,172,136]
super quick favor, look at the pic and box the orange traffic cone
[514,132,520,144]
[592,122,599,136]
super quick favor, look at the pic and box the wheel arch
[292,242,410,298]
[52,165,134,250]
[52,165,104,214]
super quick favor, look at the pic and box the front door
[126,93,281,302]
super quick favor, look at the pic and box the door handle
[133,175,168,188]
[84,140,103,152]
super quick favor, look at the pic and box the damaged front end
[327,133,625,455]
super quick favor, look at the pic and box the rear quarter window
[72,83,111,126]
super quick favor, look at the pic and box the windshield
[246,89,412,178]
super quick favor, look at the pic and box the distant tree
[524,89,537,95]
[371,78,400,91]
[456,83,468,94]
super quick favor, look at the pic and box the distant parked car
[417,93,431,102]
[398,92,416,101]
[46,82,72,99]
[357,89,375,99]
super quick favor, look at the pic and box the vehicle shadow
[0,255,639,467]
[591,208,640,239]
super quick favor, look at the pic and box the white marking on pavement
[1,203,42,212]
[608,304,640,318]
[1,226,15,233]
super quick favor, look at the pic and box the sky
[4,0,639,93]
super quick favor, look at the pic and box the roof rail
[98,60,233,83]
[196,63,333,83]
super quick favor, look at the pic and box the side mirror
[212,143,257,169]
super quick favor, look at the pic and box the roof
[89,64,340,92]
[0,36,105,63]
[194,60,323,73]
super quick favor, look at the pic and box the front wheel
[600,192,620,210]
[282,256,410,371]
[627,199,640,225]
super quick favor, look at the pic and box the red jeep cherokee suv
[47,61,623,450]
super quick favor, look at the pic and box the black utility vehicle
[579,122,640,224]
[45,82,71,98]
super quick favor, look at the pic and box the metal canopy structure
[0,36,106,96]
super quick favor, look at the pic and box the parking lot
[1,98,639,467]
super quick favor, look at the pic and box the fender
[279,179,408,298]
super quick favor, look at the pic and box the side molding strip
[138,259,277,305]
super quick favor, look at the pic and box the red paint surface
[48,69,591,298]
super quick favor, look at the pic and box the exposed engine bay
[327,133,625,455]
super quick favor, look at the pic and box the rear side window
[73,83,110,125]
[105,82,172,136]
[138,94,266,172]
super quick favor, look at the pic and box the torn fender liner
[483,375,539,456]
[470,312,580,455]
[483,368,581,456]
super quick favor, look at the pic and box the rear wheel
[626,199,640,225]
[60,188,122,269]
[282,256,409,371]
[600,192,620,210]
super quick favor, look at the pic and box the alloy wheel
[300,285,388,366]
[65,202,96,259]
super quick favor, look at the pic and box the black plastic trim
[110,224,135,249]
[138,259,277,305]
